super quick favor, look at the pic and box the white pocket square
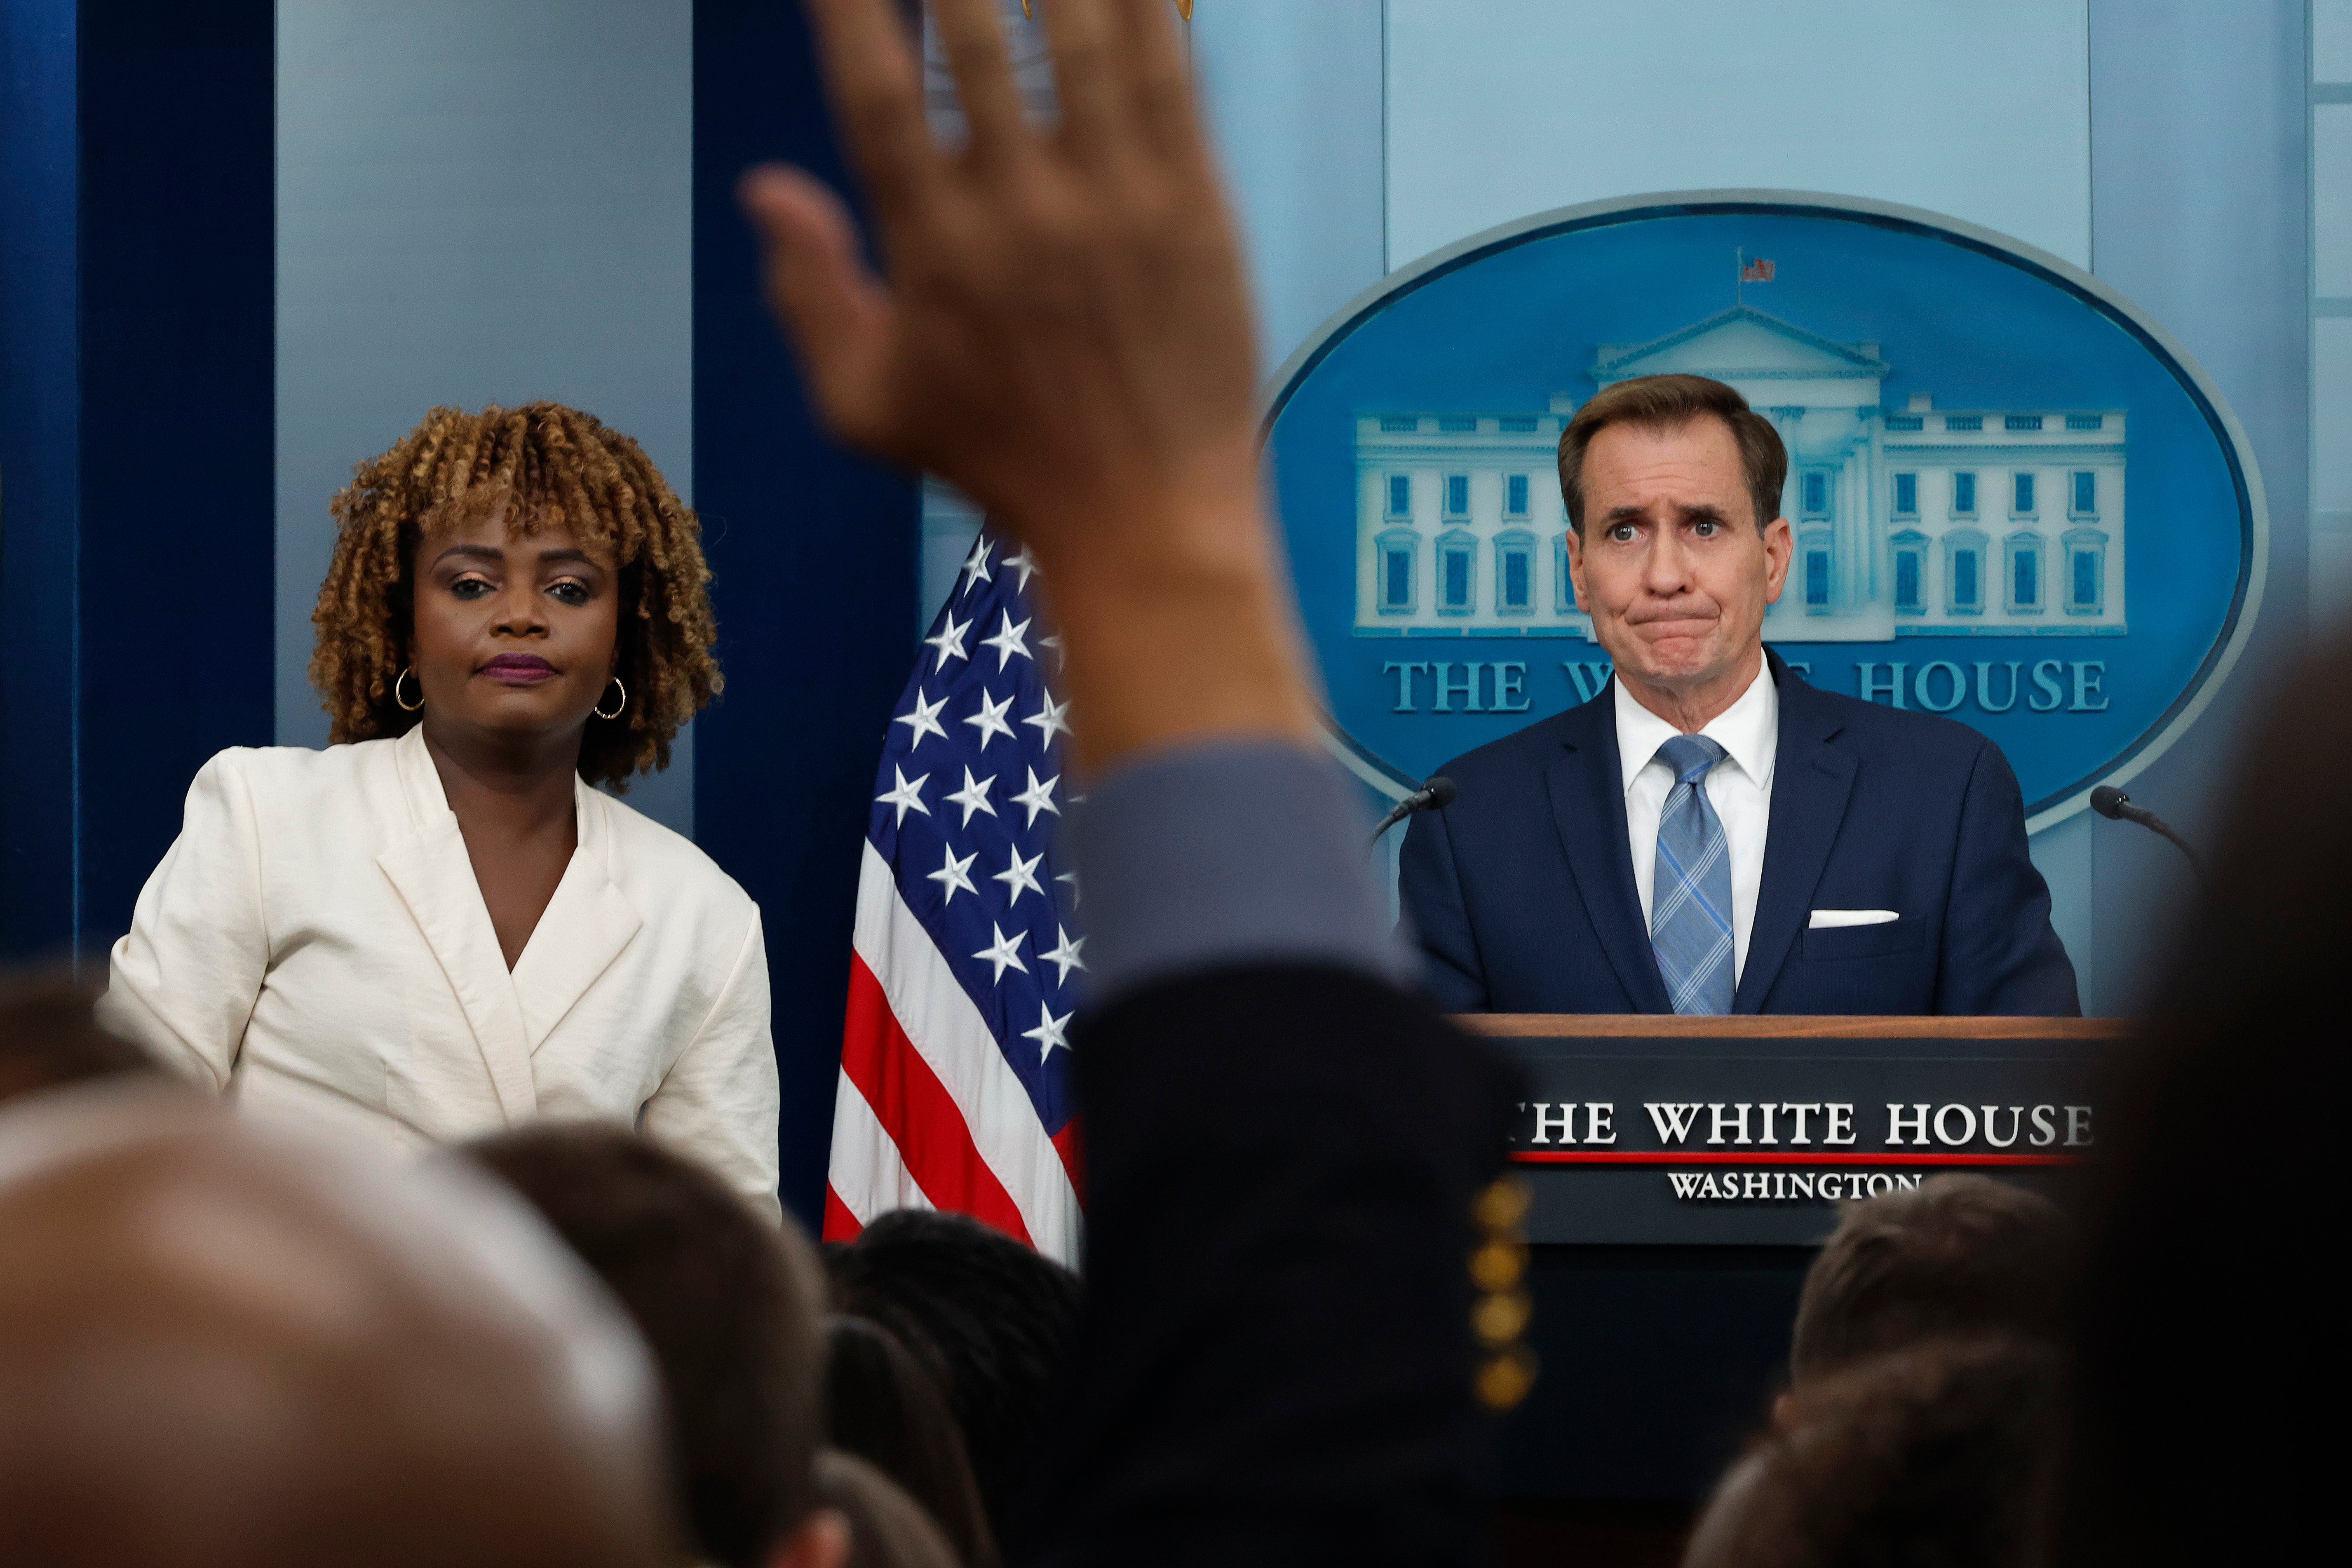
[1809,909,1901,928]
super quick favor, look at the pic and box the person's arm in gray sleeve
[1068,740,1417,1006]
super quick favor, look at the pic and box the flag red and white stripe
[824,531,1084,1264]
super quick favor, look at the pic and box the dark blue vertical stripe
[694,1,921,1227]
[77,4,276,951]
[0,2,83,959]
[0,2,275,963]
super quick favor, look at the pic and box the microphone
[2089,786,2204,877]
[1371,775,1458,844]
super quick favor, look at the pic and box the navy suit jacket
[1398,649,2080,1016]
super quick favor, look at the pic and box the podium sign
[1463,1016,2124,1245]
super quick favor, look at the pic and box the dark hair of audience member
[1790,1173,2072,1385]
[2055,634,2346,1568]
[826,1212,1082,1545]
[1686,1337,2064,1568]
[0,969,156,1105]
[826,1316,998,1568]
[467,1124,829,1568]
[818,1451,963,1568]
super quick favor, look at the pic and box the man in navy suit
[1399,373,2077,1016]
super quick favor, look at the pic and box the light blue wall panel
[275,0,696,834]
[2314,103,2352,296]
[2315,37,2352,632]
[2085,0,2309,1010]
[2316,316,2352,629]
[2319,0,2352,79]
[1384,0,2092,270]
[1192,0,1387,373]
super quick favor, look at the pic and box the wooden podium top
[1454,1014,2131,1040]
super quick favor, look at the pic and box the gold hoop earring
[594,676,627,721]
[394,667,424,713]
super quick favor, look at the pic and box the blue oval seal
[1263,192,2269,829]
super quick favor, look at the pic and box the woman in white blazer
[104,404,780,1218]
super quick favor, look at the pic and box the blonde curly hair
[309,402,720,789]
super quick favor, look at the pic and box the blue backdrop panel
[79,4,276,949]
[0,0,82,957]
[694,1,921,1227]
[0,2,275,961]
[1268,197,2261,834]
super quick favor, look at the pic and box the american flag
[823,528,1085,1263]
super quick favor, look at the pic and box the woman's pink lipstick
[480,653,559,685]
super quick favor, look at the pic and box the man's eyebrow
[1600,504,1650,526]
[1676,503,1733,526]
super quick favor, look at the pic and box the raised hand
[742,0,1319,768]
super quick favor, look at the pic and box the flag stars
[993,847,1045,908]
[925,612,971,671]
[926,845,978,906]
[1021,691,1071,745]
[1022,1002,1071,1062]
[958,534,993,595]
[1041,925,1087,985]
[944,768,999,827]
[875,767,930,825]
[981,611,1033,670]
[1004,543,1041,592]
[1010,767,1061,827]
[973,922,1029,984]
[1055,870,1080,908]
[963,688,1016,751]
[893,689,949,751]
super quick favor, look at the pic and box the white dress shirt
[1617,654,1779,981]
[101,725,781,1218]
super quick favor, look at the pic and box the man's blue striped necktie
[1650,735,1735,1015]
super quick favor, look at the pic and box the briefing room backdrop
[0,0,2331,1227]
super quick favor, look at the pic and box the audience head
[1791,1174,2072,1386]
[0,1083,672,1568]
[2056,632,2347,1567]
[466,1123,843,1568]
[817,1452,962,1568]
[0,968,157,1105]
[826,1315,998,1568]
[826,1212,1082,1543]
[1687,1337,2063,1568]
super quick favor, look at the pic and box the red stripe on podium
[1508,1150,2081,1167]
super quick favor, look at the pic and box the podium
[1459,1014,2121,1502]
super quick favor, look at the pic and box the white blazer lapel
[375,728,540,1124]
[509,783,643,1053]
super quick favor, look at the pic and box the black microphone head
[2089,785,2129,820]
[1423,776,1458,810]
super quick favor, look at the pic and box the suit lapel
[1545,693,1673,1013]
[376,728,539,1124]
[1734,657,1857,1013]
[509,783,643,1053]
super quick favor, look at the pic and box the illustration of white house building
[1353,306,2125,643]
